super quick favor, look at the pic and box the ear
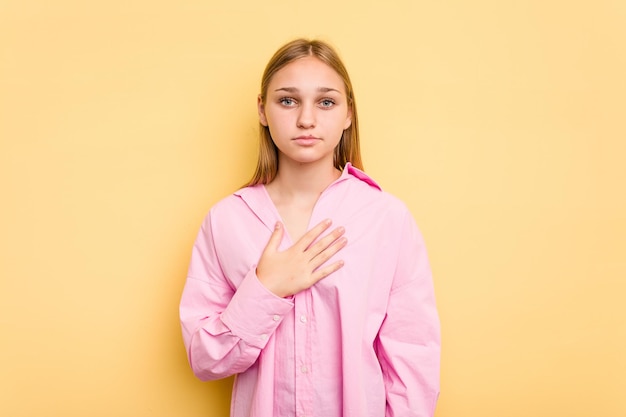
[258,95,268,127]
[343,105,353,130]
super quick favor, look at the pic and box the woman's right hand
[256,219,347,298]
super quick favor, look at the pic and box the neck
[269,158,341,199]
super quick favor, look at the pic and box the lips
[293,135,321,146]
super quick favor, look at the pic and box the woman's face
[258,56,352,168]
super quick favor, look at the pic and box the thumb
[263,221,284,253]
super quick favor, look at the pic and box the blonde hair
[244,38,363,187]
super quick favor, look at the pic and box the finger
[307,226,346,257]
[310,236,348,269]
[295,219,333,250]
[263,221,284,253]
[310,259,345,285]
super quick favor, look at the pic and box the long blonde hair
[244,38,363,187]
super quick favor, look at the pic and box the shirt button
[260,334,268,341]
[300,366,308,374]
[273,314,280,321]
[300,315,307,323]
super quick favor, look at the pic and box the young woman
[180,38,440,417]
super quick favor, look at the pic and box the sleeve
[375,211,441,417]
[179,211,294,381]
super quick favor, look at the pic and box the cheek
[266,116,290,140]
[264,114,280,132]
[266,109,290,127]
[333,111,351,130]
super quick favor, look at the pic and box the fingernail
[275,222,281,230]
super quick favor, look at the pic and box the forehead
[268,56,346,93]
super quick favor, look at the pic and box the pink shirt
[180,164,440,417]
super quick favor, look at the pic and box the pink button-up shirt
[180,164,440,417]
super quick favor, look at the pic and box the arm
[375,212,441,417]
[179,212,294,381]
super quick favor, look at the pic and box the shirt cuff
[220,267,294,349]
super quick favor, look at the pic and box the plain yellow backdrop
[1,1,624,416]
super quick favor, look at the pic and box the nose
[296,103,316,129]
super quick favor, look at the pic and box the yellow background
[1,1,624,416]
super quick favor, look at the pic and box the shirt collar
[233,163,381,231]
[342,162,381,190]
[235,162,381,199]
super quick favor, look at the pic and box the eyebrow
[274,87,342,94]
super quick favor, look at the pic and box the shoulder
[197,185,266,232]
[342,164,411,216]
[208,185,263,215]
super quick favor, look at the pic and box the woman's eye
[320,99,335,108]
[279,97,296,106]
